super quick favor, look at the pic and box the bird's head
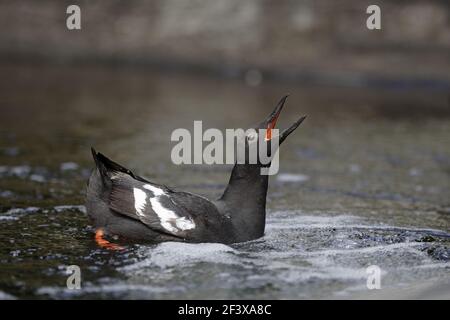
[234,95,306,173]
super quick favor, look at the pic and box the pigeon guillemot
[86,96,306,249]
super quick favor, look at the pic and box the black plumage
[86,96,306,245]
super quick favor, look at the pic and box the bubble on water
[30,174,46,183]
[0,165,54,183]
[53,205,86,214]
[0,190,15,198]
[276,173,310,183]
[0,216,18,221]
[10,250,20,257]
[60,162,79,171]
[0,205,86,221]
[3,207,41,216]
[0,165,31,178]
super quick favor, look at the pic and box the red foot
[95,229,124,251]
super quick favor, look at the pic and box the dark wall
[1,0,449,80]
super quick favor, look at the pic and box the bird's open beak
[279,115,307,144]
[264,95,306,143]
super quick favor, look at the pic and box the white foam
[37,283,182,297]
[0,216,18,221]
[53,205,86,214]
[60,162,79,171]
[122,242,238,271]
[0,291,16,300]
[266,213,360,230]
[396,262,450,271]
[78,210,450,299]
[306,242,424,258]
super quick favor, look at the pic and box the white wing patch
[135,184,196,233]
[133,188,147,217]
[142,184,164,196]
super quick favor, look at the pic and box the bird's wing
[108,172,209,238]
[91,148,217,238]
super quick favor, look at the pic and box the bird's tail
[91,147,133,183]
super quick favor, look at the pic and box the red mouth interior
[265,113,280,141]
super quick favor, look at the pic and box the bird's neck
[220,164,269,240]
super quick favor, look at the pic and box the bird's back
[86,149,236,243]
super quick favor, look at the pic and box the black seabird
[86,96,306,249]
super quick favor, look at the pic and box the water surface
[0,64,449,299]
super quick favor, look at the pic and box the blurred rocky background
[0,0,449,86]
